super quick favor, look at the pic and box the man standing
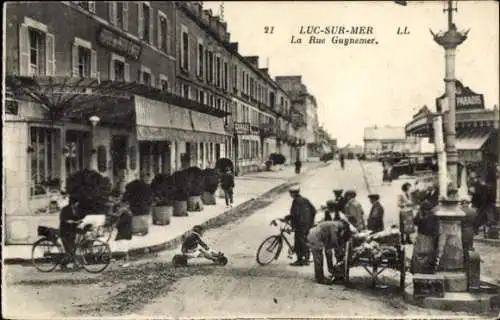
[333,189,347,214]
[307,220,352,284]
[284,185,316,266]
[344,190,366,232]
[367,194,384,233]
[339,153,345,170]
[220,167,235,208]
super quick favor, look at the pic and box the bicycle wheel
[256,235,283,266]
[31,238,63,272]
[78,239,112,273]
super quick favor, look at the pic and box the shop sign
[234,122,250,135]
[97,27,142,60]
[435,81,484,112]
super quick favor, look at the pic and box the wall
[5,2,176,88]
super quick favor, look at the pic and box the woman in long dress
[398,182,415,244]
[382,160,392,184]
[411,198,439,274]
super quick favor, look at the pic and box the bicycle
[31,221,112,273]
[256,218,295,266]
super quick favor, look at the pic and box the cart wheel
[399,246,406,292]
[344,241,351,284]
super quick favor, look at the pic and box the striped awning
[456,128,493,151]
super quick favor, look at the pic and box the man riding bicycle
[59,197,84,269]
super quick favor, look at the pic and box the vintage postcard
[2,0,499,319]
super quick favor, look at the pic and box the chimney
[230,42,239,52]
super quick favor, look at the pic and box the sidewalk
[360,161,500,285]
[4,162,324,264]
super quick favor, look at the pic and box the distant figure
[220,167,235,208]
[343,190,366,232]
[367,194,384,233]
[339,154,345,169]
[333,189,347,214]
[294,160,302,174]
[382,160,392,185]
[398,182,415,244]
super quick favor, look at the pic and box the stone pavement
[4,163,324,264]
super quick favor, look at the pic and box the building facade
[275,75,317,161]
[363,125,419,154]
[3,1,229,244]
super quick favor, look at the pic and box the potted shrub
[172,170,189,217]
[151,173,174,225]
[185,166,204,212]
[66,169,112,218]
[201,168,219,205]
[123,179,153,235]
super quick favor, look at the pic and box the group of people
[278,186,387,285]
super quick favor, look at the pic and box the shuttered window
[19,19,55,77]
[158,11,169,53]
[181,27,189,70]
[30,126,61,197]
[71,38,97,78]
[109,54,129,82]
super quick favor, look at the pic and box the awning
[135,95,229,144]
[456,128,493,151]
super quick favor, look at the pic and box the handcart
[342,228,407,291]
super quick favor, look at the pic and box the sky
[203,1,499,146]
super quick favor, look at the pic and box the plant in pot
[185,166,204,212]
[201,168,219,205]
[123,178,153,235]
[66,169,112,218]
[172,170,189,217]
[151,173,174,226]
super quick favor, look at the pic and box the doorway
[111,136,128,190]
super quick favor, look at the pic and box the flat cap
[368,194,380,200]
[333,189,344,195]
[289,185,300,192]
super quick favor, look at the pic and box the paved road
[3,160,469,318]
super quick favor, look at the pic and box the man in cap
[343,190,366,232]
[282,185,317,266]
[367,194,384,233]
[333,189,346,214]
[307,218,352,284]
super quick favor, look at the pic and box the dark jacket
[367,201,384,233]
[335,196,347,213]
[285,196,316,232]
[220,172,235,190]
[115,204,133,241]
[414,201,439,237]
[181,231,209,253]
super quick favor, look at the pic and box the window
[215,56,221,87]
[110,2,128,30]
[142,72,151,86]
[232,65,238,88]
[65,130,89,176]
[183,84,189,99]
[75,1,95,12]
[77,46,91,78]
[139,2,152,43]
[197,41,204,77]
[158,12,168,52]
[250,78,254,99]
[114,60,125,81]
[30,126,61,196]
[199,90,205,104]
[160,76,169,92]
[223,61,228,90]
[245,73,249,94]
[207,51,214,82]
[181,27,189,70]
[116,2,124,26]
[29,28,46,76]
[204,49,209,80]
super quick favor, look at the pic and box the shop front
[3,76,230,244]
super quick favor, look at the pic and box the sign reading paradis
[435,80,485,113]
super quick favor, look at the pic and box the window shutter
[124,63,130,82]
[45,33,55,76]
[122,2,129,31]
[88,1,96,13]
[90,49,97,78]
[166,19,171,55]
[138,3,144,39]
[72,43,79,77]
[157,14,161,48]
[109,2,116,25]
[18,24,29,76]
[150,74,155,88]
[109,56,115,80]
[149,6,154,44]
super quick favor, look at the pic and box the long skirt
[410,233,436,274]
[399,208,415,234]
[382,169,391,182]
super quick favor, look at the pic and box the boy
[181,225,216,260]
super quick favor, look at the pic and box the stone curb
[4,162,328,265]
